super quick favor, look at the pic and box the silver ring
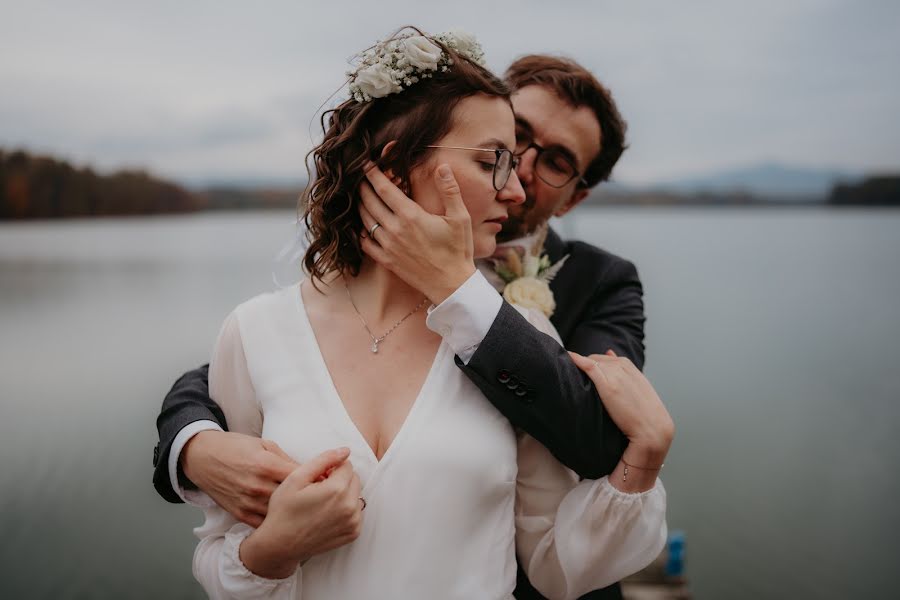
[359,496,367,511]
[368,223,381,237]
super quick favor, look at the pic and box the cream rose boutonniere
[503,277,556,317]
[492,224,569,318]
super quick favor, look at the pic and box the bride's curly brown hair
[301,29,510,283]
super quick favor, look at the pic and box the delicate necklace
[344,279,429,354]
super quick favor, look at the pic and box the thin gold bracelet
[622,459,664,482]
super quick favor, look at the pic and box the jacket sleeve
[152,364,229,503]
[566,255,645,369]
[455,257,645,480]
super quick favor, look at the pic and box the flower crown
[347,29,486,103]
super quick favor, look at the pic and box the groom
[153,55,643,600]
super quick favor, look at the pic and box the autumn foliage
[1,149,204,219]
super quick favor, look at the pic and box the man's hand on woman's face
[358,163,476,304]
[181,430,299,527]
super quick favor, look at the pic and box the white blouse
[192,285,666,600]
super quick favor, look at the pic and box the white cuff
[221,524,300,597]
[425,270,503,364]
[169,420,223,507]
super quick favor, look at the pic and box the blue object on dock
[665,530,685,577]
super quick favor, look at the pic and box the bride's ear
[379,141,403,186]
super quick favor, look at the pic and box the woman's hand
[570,350,675,492]
[358,163,476,305]
[240,447,365,579]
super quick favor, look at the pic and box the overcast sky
[2,0,898,185]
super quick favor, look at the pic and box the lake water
[1,208,899,599]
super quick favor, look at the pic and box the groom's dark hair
[302,29,510,283]
[504,55,628,188]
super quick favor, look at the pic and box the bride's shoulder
[232,285,300,322]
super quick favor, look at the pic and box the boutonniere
[492,224,569,318]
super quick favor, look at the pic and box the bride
[192,28,670,600]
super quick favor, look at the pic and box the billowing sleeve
[512,306,668,600]
[515,434,667,599]
[191,311,301,599]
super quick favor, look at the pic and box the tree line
[828,176,900,206]
[1,148,203,219]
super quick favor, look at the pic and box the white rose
[402,35,442,71]
[353,64,401,99]
[503,277,556,317]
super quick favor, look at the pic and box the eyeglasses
[426,146,519,191]
[514,133,588,188]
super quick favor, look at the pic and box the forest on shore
[2,148,897,220]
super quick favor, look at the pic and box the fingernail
[438,164,452,180]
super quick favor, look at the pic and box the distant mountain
[647,162,864,200]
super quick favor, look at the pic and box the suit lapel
[544,227,567,263]
[544,228,578,333]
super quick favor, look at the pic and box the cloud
[2,0,899,184]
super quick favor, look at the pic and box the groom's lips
[485,215,508,224]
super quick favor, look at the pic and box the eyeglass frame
[514,138,590,189]
[425,145,520,191]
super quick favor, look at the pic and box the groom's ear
[379,141,403,186]
[554,187,591,218]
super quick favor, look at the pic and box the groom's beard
[498,194,537,243]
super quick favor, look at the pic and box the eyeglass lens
[493,150,513,191]
[515,136,578,188]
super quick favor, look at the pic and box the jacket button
[153,444,160,467]
[515,387,528,397]
[506,376,519,390]
[497,370,510,384]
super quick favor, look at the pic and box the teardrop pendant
[371,340,379,354]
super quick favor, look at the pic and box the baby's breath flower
[347,29,486,102]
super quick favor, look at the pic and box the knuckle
[343,498,358,518]
[247,483,268,497]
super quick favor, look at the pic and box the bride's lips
[483,215,507,232]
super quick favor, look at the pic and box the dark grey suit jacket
[152,228,645,600]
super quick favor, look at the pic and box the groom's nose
[515,147,538,187]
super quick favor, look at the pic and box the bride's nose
[498,170,525,205]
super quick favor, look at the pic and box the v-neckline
[294,281,447,472]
